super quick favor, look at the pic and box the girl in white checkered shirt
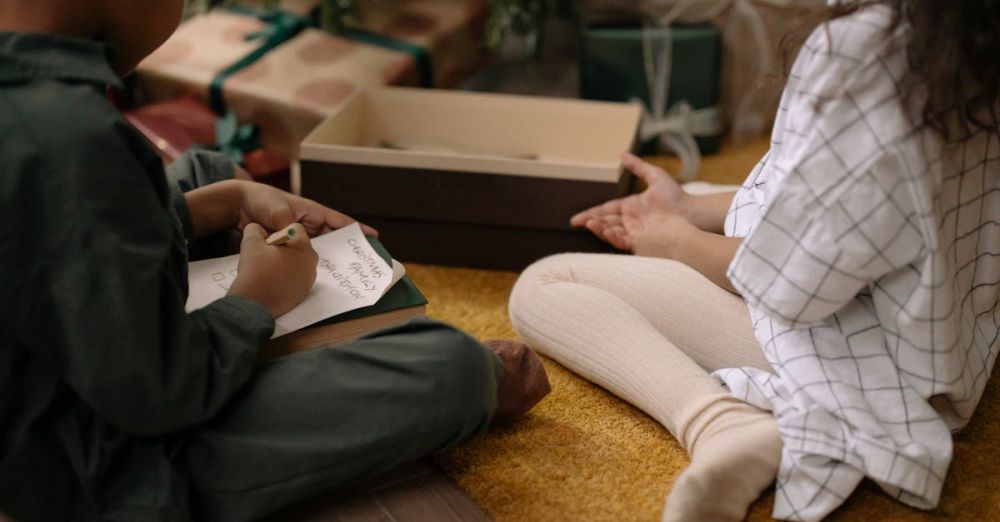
[509,1,1000,520]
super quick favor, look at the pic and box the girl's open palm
[571,153,688,250]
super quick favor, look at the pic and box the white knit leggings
[508,253,770,453]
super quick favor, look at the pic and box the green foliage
[318,0,362,33]
[486,0,578,55]
[485,0,547,49]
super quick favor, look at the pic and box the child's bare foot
[662,415,781,521]
[483,340,551,425]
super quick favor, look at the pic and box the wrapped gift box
[238,0,491,88]
[580,23,723,155]
[124,97,216,160]
[124,97,291,190]
[296,87,641,270]
[135,9,420,159]
[581,0,825,140]
[346,0,490,88]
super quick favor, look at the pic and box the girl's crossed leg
[509,253,780,521]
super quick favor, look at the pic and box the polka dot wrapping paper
[136,1,489,159]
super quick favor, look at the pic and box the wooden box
[296,87,641,270]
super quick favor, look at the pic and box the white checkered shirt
[714,6,1000,521]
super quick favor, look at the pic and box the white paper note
[185,223,398,338]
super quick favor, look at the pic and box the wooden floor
[266,459,490,522]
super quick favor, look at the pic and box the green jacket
[0,32,274,521]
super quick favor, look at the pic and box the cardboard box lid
[296,87,641,192]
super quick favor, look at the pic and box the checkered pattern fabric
[715,6,1000,520]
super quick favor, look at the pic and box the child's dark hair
[786,0,1000,141]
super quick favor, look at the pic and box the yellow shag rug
[405,139,1000,521]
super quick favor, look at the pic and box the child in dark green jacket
[0,1,548,520]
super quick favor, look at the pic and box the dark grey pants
[183,319,501,521]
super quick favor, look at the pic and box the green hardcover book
[261,236,428,359]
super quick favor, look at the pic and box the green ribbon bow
[196,111,260,166]
[203,5,311,164]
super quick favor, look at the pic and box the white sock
[662,403,781,521]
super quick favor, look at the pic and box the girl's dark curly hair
[793,1,1000,141]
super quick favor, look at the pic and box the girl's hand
[571,153,690,250]
[631,213,698,259]
[238,181,378,237]
[633,213,745,294]
[228,223,318,317]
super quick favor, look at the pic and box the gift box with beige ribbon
[582,0,825,181]
[580,23,724,183]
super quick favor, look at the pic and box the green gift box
[580,23,723,156]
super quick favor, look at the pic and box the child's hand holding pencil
[229,222,318,317]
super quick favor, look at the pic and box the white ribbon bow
[636,0,822,180]
[638,22,723,182]
[637,99,723,182]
